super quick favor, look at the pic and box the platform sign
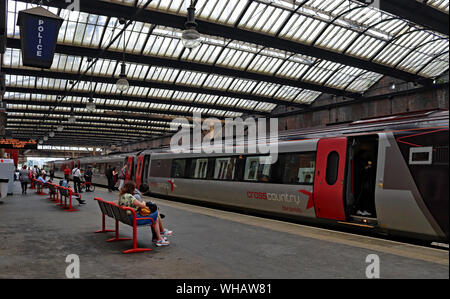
[0,139,38,149]
[17,7,63,69]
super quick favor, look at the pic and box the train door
[346,135,379,219]
[135,155,145,189]
[313,138,347,221]
[125,156,133,182]
[142,155,151,185]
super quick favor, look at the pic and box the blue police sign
[17,7,63,69]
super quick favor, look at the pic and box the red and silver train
[51,109,449,243]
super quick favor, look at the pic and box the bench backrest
[48,184,57,194]
[58,186,70,197]
[95,198,133,226]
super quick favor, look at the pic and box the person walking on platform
[72,166,82,194]
[19,165,31,194]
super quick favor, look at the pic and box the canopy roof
[2,0,448,146]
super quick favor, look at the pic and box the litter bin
[0,178,9,200]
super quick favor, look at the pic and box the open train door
[313,137,347,221]
[135,155,145,189]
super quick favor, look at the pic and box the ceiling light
[68,115,76,123]
[182,28,201,49]
[43,136,48,141]
[116,62,129,92]
[57,125,64,132]
[391,82,396,90]
[181,3,201,50]
[38,140,43,144]
[49,131,55,138]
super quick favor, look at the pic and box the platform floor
[0,182,448,279]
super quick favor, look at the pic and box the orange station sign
[0,139,38,149]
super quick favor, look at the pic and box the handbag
[139,207,151,216]
[146,202,158,213]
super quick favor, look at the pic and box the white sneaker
[155,238,170,247]
[152,236,167,243]
[160,229,173,237]
[356,210,364,216]
[362,211,372,217]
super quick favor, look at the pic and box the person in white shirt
[72,166,82,193]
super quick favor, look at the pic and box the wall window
[214,157,236,180]
[282,153,316,184]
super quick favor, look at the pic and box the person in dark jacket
[105,165,114,192]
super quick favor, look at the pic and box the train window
[171,160,187,178]
[244,156,272,182]
[325,151,339,185]
[190,158,209,179]
[214,158,236,180]
[409,147,433,165]
[282,153,316,185]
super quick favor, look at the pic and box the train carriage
[50,109,449,243]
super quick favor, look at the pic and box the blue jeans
[132,211,158,226]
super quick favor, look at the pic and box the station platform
[0,182,448,279]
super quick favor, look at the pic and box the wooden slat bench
[94,197,154,254]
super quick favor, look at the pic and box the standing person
[118,165,127,191]
[105,165,114,192]
[84,166,93,192]
[72,165,82,194]
[64,166,71,181]
[32,166,39,179]
[49,168,55,181]
[19,165,31,195]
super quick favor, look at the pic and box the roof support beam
[5,85,267,116]
[6,115,172,129]
[374,0,449,36]
[2,98,244,119]
[4,108,195,124]
[7,120,170,134]
[2,66,304,108]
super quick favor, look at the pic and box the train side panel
[375,132,447,240]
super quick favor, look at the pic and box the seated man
[37,174,50,185]
[59,179,86,205]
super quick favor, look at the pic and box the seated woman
[134,184,172,238]
[118,182,169,247]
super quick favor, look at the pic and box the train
[50,109,449,243]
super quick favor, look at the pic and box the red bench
[47,182,59,202]
[57,185,81,212]
[94,197,154,254]
[32,178,47,196]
